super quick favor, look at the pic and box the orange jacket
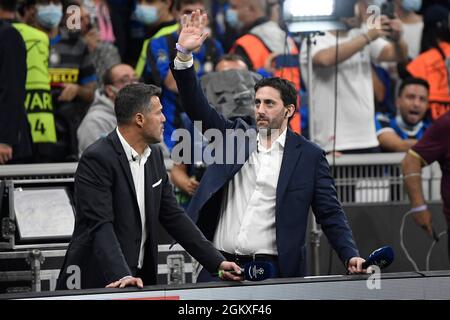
[407,42,450,120]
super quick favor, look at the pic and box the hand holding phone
[381,0,395,19]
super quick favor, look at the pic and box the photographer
[300,0,408,154]
[80,2,121,88]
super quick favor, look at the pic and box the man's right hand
[367,15,392,42]
[182,178,199,196]
[178,9,209,53]
[106,276,144,289]
[412,209,433,238]
[0,143,13,164]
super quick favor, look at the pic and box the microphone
[131,154,137,161]
[217,261,277,281]
[243,261,276,281]
[362,246,394,269]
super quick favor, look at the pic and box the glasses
[113,76,139,86]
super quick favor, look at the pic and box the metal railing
[327,153,442,205]
[0,153,443,205]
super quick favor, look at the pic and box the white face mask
[225,8,243,29]
[36,3,63,29]
[401,0,422,13]
[110,86,119,94]
[134,4,159,25]
[106,85,120,99]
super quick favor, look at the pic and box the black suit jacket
[56,130,225,289]
[0,20,32,161]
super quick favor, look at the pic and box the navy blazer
[172,64,359,277]
[56,130,225,289]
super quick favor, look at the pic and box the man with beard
[56,83,241,289]
[170,10,366,282]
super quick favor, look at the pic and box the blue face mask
[134,4,158,25]
[225,8,242,29]
[36,4,63,29]
[401,0,422,12]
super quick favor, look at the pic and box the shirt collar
[395,114,423,137]
[257,128,287,152]
[116,127,151,163]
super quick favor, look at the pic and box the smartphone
[381,0,395,19]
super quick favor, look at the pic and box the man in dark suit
[171,10,366,282]
[56,83,241,290]
[0,0,32,164]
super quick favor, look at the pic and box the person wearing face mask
[0,0,33,164]
[142,0,224,151]
[395,0,423,59]
[300,0,408,154]
[23,0,97,161]
[134,0,179,78]
[12,0,56,163]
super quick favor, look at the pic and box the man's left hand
[347,257,366,274]
[387,17,403,42]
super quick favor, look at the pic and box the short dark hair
[173,0,204,11]
[0,0,18,11]
[398,78,430,97]
[254,77,298,108]
[102,64,118,86]
[114,83,161,125]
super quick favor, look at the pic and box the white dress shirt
[213,130,286,256]
[116,128,151,269]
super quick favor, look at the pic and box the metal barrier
[0,153,443,205]
[327,153,442,205]
[3,271,450,300]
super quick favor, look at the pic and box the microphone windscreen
[362,246,394,269]
[243,261,275,281]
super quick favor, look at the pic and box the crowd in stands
[2,0,450,182]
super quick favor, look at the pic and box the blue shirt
[375,112,429,140]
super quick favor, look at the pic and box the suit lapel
[227,130,258,177]
[144,155,155,223]
[276,130,303,208]
[108,130,138,201]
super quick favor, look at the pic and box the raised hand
[178,9,209,53]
